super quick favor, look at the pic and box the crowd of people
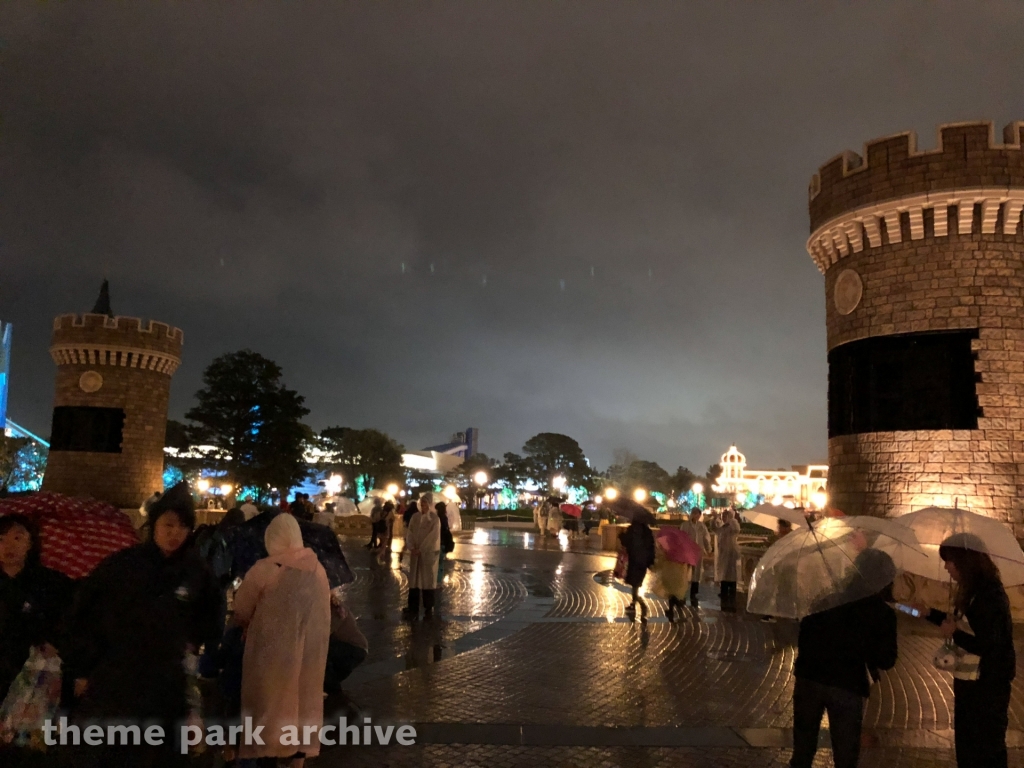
[0,488,1018,768]
[0,483,370,767]
[606,504,1016,768]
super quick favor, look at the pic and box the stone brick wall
[41,314,181,509]
[810,121,1024,533]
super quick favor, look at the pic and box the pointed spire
[91,280,113,317]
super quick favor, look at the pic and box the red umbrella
[657,527,702,566]
[560,503,582,518]
[0,492,139,579]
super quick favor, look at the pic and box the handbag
[931,611,981,681]
[0,647,62,751]
[613,550,628,580]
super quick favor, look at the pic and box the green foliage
[606,459,672,495]
[444,452,496,491]
[522,432,594,492]
[318,427,405,497]
[494,452,532,490]
[0,435,47,492]
[185,350,311,499]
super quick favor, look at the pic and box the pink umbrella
[560,503,582,518]
[657,527,701,566]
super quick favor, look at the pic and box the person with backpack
[789,550,898,768]
[619,519,656,623]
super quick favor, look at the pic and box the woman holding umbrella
[915,534,1015,768]
[0,514,73,708]
[618,514,656,623]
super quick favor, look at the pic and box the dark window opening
[828,330,979,437]
[50,406,125,452]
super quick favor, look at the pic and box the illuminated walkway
[312,529,1024,767]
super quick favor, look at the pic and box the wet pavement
[312,528,1024,767]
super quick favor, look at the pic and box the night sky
[2,2,1022,471]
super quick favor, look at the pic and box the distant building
[0,322,10,430]
[402,427,478,475]
[713,445,828,510]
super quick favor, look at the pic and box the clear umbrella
[884,506,1024,586]
[743,504,810,532]
[746,517,915,619]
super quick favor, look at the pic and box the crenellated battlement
[809,121,1024,232]
[52,313,183,348]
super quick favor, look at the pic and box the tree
[607,459,671,496]
[670,466,699,495]
[0,435,47,493]
[522,432,593,491]
[495,452,532,491]
[185,350,311,499]
[318,427,405,497]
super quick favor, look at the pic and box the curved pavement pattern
[312,529,1024,767]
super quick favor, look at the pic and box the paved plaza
[309,529,1024,767]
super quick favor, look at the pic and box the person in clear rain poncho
[234,513,331,768]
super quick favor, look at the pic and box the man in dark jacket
[790,550,898,768]
[66,482,221,766]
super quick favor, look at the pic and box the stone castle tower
[41,283,183,508]
[807,121,1024,532]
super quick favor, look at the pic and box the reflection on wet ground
[313,528,1024,767]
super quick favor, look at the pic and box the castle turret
[807,121,1024,531]
[41,285,183,508]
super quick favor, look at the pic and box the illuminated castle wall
[808,121,1024,529]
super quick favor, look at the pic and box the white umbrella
[420,492,463,532]
[887,507,1024,586]
[743,504,810,532]
[747,517,909,619]
[331,497,358,517]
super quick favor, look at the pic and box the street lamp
[220,483,232,496]
[603,487,618,501]
[474,471,488,510]
[196,478,210,493]
[594,495,603,505]
[552,475,566,492]
[443,484,459,501]
[633,488,647,503]
[692,482,704,495]
[385,482,399,497]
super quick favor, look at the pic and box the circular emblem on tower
[78,370,104,393]
[833,269,863,315]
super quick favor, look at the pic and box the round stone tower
[41,285,183,508]
[807,121,1024,531]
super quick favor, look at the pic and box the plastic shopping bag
[0,647,62,750]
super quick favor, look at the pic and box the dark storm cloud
[3,1,1024,469]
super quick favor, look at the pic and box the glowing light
[473,470,488,486]
[667,498,677,508]
[811,490,828,509]
[692,482,704,495]
[472,528,490,545]
[324,474,344,495]
[633,488,647,503]
[771,495,784,506]
[220,483,232,495]
[552,476,566,491]
[196,479,210,493]
[386,483,399,497]
[603,487,618,501]
[557,530,569,551]
[443,485,459,501]
[594,495,603,505]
